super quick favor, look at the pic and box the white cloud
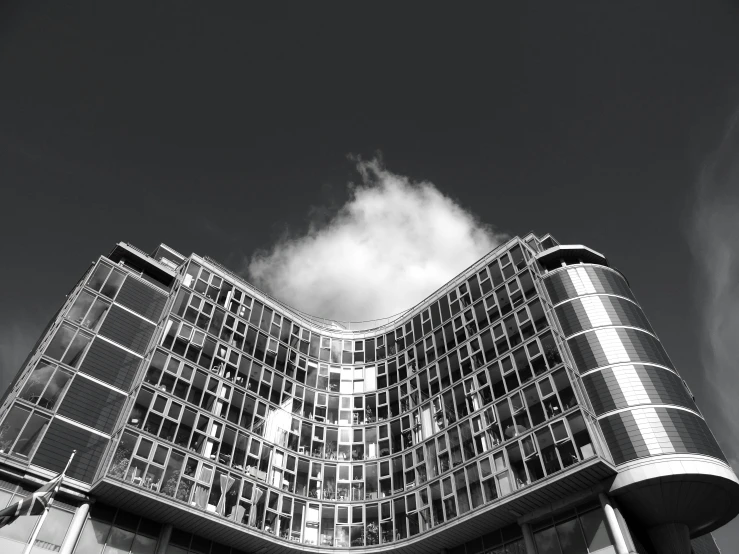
[689,110,739,460]
[247,158,507,325]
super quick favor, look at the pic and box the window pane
[104,527,136,554]
[14,412,49,457]
[36,506,74,550]
[62,333,91,368]
[131,534,158,554]
[76,519,111,554]
[67,292,95,325]
[20,361,56,404]
[579,509,611,551]
[0,405,31,453]
[46,323,75,361]
[40,370,72,411]
[88,265,112,292]
[83,299,111,331]
[497,473,512,496]
[506,538,526,554]
[101,271,125,299]
[555,518,588,554]
[534,527,562,554]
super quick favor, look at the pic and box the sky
[1,0,739,549]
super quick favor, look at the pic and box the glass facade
[0,236,732,554]
[531,501,612,554]
[99,240,598,547]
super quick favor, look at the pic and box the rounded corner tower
[0,235,736,554]
[536,242,739,554]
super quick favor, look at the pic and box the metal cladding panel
[542,262,730,484]
[99,305,155,354]
[57,376,126,434]
[116,276,169,322]
[78,337,142,390]
[555,295,653,337]
[582,365,697,416]
[543,266,635,306]
[691,534,722,554]
[598,407,726,465]
[32,418,109,483]
[567,327,673,374]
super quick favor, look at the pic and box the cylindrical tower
[537,244,739,554]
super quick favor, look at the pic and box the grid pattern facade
[0,260,168,482]
[104,240,599,548]
[0,238,606,551]
[0,236,731,554]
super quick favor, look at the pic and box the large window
[533,505,612,554]
[45,323,92,368]
[19,360,72,410]
[0,405,49,459]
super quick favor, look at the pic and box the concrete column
[611,497,637,553]
[59,503,90,554]
[647,522,691,554]
[521,522,537,554]
[598,493,629,554]
[155,523,173,554]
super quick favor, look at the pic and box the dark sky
[2,0,739,548]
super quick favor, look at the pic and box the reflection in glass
[579,508,611,551]
[20,361,55,404]
[14,412,49,457]
[104,527,136,554]
[534,526,562,554]
[36,506,74,550]
[74,519,112,554]
[0,405,30,453]
[131,534,157,554]
[46,323,75,361]
[41,369,72,410]
[67,291,94,325]
[555,518,588,554]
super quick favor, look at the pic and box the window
[67,291,111,331]
[0,405,48,458]
[34,506,75,552]
[45,322,92,368]
[532,507,608,554]
[88,263,126,300]
[19,360,72,410]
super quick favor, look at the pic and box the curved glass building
[0,234,736,554]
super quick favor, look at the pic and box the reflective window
[19,360,72,410]
[95,242,599,547]
[45,323,92,368]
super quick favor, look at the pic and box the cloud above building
[690,110,739,463]
[247,158,507,324]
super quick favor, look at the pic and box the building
[0,234,736,554]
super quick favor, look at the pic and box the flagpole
[22,451,76,554]
[60,450,76,480]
